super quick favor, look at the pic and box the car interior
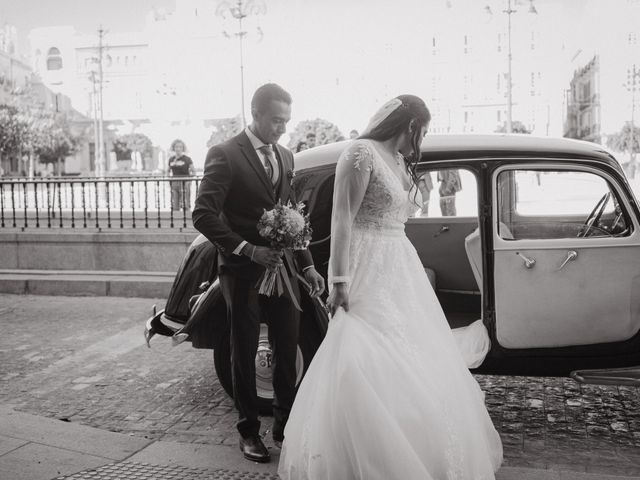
[406,168,483,330]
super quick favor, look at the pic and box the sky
[0,0,636,162]
[0,0,595,58]
[0,0,174,55]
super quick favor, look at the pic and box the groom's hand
[243,244,283,270]
[303,267,325,298]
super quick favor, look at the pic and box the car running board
[570,366,640,386]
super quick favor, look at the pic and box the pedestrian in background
[168,139,195,211]
[295,140,308,153]
[305,132,317,149]
[438,169,462,216]
[417,172,433,217]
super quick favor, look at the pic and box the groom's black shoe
[239,435,270,463]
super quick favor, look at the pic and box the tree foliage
[206,116,242,148]
[0,89,83,171]
[34,112,78,165]
[495,120,531,134]
[112,132,154,161]
[606,122,640,154]
[288,118,344,150]
[0,104,28,158]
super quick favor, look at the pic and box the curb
[0,270,174,298]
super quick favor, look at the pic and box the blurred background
[0,0,638,180]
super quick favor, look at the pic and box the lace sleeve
[328,141,374,286]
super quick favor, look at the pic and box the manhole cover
[55,461,279,480]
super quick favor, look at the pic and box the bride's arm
[328,141,373,288]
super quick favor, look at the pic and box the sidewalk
[1,293,640,479]
[1,405,637,480]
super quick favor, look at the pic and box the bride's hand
[326,283,349,317]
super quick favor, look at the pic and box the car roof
[295,134,621,171]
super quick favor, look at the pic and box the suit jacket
[192,131,314,279]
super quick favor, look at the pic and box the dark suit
[193,131,313,439]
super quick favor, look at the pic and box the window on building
[464,35,471,54]
[629,32,638,45]
[124,56,129,66]
[497,73,501,92]
[497,33,502,52]
[46,47,63,70]
[530,31,536,50]
[497,110,501,122]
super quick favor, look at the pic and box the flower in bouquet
[256,201,312,308]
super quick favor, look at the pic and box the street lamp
[487,0,538,133]
[216,0,266,128]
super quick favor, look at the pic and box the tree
[606,122,640,155]
[495,121,531,134]
[288,118,344,150]
[0,105,29,163]
[206,116,242,148]
[0,88,84,176]
[34,111,80,174]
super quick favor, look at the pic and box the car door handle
[434,225,450,237]
[516,252,536,269]
[557,250,578,271]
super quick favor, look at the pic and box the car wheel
[213,324,316,415]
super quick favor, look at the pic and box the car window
[496,169,631,240]
[409,168,477,218]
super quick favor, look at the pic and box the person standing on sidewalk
[437,168,462,216]
[192,83,325,464]
[168,139,195,211]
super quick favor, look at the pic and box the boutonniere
[287,169,296,184]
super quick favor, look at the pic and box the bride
[278,95,503,479]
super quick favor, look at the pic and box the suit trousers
[219,271,300,439]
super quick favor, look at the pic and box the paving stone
[1,294,640,475]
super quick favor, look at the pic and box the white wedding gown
[278,140,503,480]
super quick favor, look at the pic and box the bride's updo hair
[359,94,431,186]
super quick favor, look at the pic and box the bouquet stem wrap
[257,254,302,311]
[255,201,312,311]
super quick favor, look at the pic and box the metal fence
[0,176,201,229]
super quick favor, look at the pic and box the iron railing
[0,175,201,229]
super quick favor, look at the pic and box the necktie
[259,145,278,185]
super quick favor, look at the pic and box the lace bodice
[329,140,413,285]
[352,142,412,229]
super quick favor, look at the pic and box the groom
[192,83,325,463]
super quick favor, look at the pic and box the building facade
[565,0,640,162]
[420,0,570,137]
[28,1,245,174]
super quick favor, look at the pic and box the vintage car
[146,134,640,411]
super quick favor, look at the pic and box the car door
[492,163,640,350]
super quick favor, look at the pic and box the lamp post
[216,0,266,128]
[487,0,537,133]
[625,64,639,178]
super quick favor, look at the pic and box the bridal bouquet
[256,201,312,305]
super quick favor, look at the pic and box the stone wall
[0,231,200,272]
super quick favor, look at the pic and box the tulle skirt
[278,226,503,480]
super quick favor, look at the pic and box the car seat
[464,224,513,293]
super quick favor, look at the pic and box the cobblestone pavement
[1,294,639,476]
